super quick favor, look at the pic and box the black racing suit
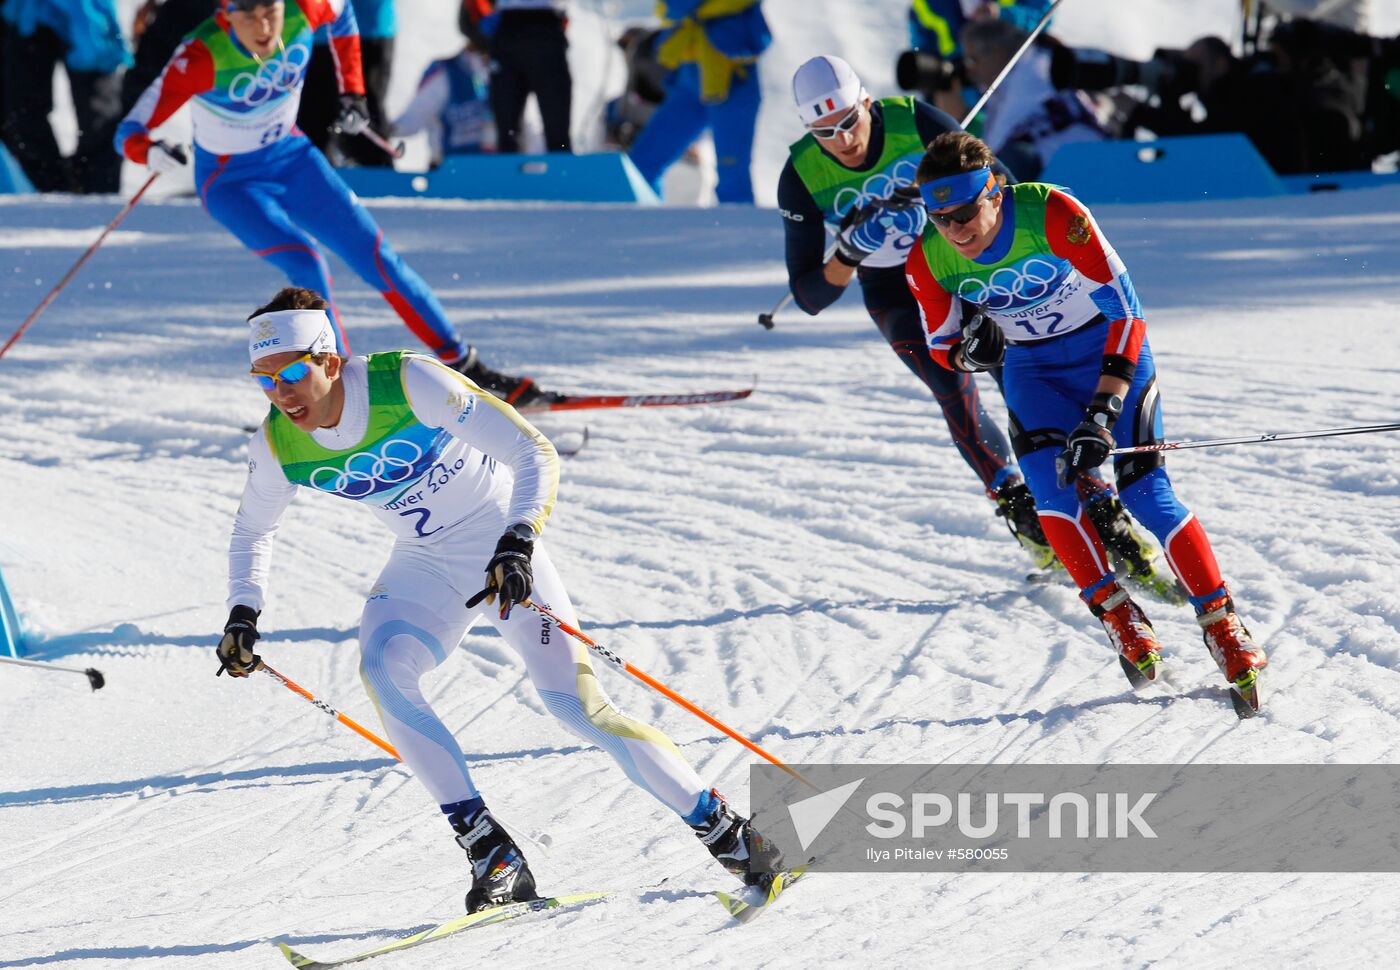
[776,100,1017,492]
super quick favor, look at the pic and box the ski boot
[1196,589,1267,717]
[451,346,562,409]
[448,801,539,913]
[689,789,784,890]
[1086,580,1163,688]
[992,479,1058,572]
[1083,492,1189,605]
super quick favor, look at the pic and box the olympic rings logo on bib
[957,258,1067,311]
[229,45,309,107]
[310,439,425,499]
[830,159,926,248]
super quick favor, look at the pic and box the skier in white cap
[780,55,1050,556]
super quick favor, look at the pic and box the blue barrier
[1040,134,1288,205]
[0,142,35,195]
[1280,169,1400,194]
[339,151,661,203]
[0,563,25,658]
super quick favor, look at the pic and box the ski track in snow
[3,180,1400,969]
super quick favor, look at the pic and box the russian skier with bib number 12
[904,131,1267,715]
[214,286,784,911]
[114,0,559,406]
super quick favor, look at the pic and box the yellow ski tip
[276,941,322,969]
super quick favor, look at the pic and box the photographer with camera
[903,0,1055,119]
[1062,37,1310,175]
[961,18,1103,180]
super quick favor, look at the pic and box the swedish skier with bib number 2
[214,287,783,911]
[905,131,1267,714]
[114,0,557,405]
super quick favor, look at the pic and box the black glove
[883,184,923,211]
[216,605,262,678]
[1057,392,1123,487]
[334,94,371,136]
[467,525,535,619]
[956,308,1005,371]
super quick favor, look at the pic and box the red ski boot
[1087,581,1163,687]
[1196,590,1267,716]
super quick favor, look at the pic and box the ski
[518,387,753,413]
[1117,651,1164,690]
[716,866,809,925]
[275,891,611,969]
[1228,669,1264,719]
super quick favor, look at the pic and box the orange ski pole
[523,602,817,793]
[260,663,400,760]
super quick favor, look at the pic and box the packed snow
[8,1,1400,968]
[4,178,1400,968]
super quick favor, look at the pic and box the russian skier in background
[214,287,781,910]
[114,0,557,405]
[905,131,1267,711]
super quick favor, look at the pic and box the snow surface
[4,177,1400,968]
[9,1,1400,967]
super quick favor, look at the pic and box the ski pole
[757,292,792,330]
[522,601,819,793]
[359,127,406,160]
[0,172,160,363]
[757,242,836,330]
[0,654,104,690]
[1109,421,1400,456]
[958,0,1065,129]
[260,663,400,760]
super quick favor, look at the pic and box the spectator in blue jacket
[907,0,1053,120]
[627,0,769,204]
[909,0,1054,58]
[1,0,132,192]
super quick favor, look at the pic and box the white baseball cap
[248,308,338,364]
[792,55,866,125]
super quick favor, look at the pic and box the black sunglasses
[928,192,991,230]
[808,103,862,140]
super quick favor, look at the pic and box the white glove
[147,141,189,176]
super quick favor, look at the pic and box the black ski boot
[450,346,562,409]
[448,803,539,913]
[688,789,784,889]
[993,479,1058,570]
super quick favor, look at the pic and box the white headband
[248,308,337,364]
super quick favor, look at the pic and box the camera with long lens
[1271,17,1400,68]
[1049,46,1198,97]
[896,49,968,95]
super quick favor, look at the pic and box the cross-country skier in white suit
[215,286,780,910]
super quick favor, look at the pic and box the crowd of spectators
[898,0,1400,180]
[3,0,1398,198]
